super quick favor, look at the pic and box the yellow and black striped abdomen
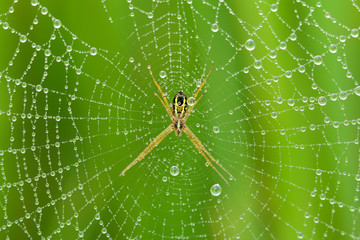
[172,91,187,117]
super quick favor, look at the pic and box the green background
[0,0,359,239]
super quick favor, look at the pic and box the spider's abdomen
[172,91,187,117]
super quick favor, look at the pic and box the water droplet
[31,0,39,6]
[297,232,303,239]
[211,23,219,32]
[159,70,167,78]
[213,126,220,133]
[2,22,9,30]
[35,85,42,92]
[44,49,51,57]
[285,71,292,78]
[324,116,330,123]
[210,184,222,196]
[339,35,346,42]
[270,4,278,12]
[354,86,360,96]
[162,176,167,182]
[288,98,295,106]
[316,169,322,175]
[330,93,338,101]
[254,60,262,69]
[129,57,134,63]
[356,174,360,181]
[101,228,107,234]
[271,112,278,119]
[290,33,297,41]
[245,39,255,51]
[187,97,195,106]
[314,55,322,65]
[318,96,326,106]
[351,28,359,38]
[147,12,153,19]
[339,91,347,100]
[279,41,287,50]
[329,44,337,53]
[269,50,277,59]
[20,35,27,43]
[320,193,326,200]
[41,7,48,15]
[53,19,62,28]
[170,166,179,176]
[90,47,97,56]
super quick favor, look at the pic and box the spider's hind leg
[183,126,233,184]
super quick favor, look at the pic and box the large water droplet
[53,19,62,29]
[90,47,97,56]
[351,28,359,38]
[318,96,327,106]
[170,166,179,176]
[210,184,222,196]
[355,174,360,181]
[20,35,27,43]
[288,98,295,106]
[314,55,323,65]
[245,39,255,51]
[270,4,278,12]
[354,86,360,96]
[211,23,219,32]
[279,41,287,50]
[35,85,42,92]
[271,112,278,119]
[329,44,337,53]
[187,97,195,106]
[339,91,347,100]
[159,70,167,78]
[290,33,297,41]
[31,0,39,6]
[254,60,262,69]
[44,49,51,57]
[41,7,48,15]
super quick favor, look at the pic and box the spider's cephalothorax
[172,91,187,136]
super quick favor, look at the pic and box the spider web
[0,0,360,239]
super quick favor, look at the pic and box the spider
[120,65,233,184]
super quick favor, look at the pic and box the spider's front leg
[185,64,213,122]
[147,65,172,118]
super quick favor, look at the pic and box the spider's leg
[156,92,172,118]
[184,93,204,122]
[183,126,232,184]
[193,64,214,99]
[147,65,172,116]
[120,124,174,176]
[185,64,213,121]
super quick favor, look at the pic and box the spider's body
[120,65,233,184]
[172,91,187,136]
